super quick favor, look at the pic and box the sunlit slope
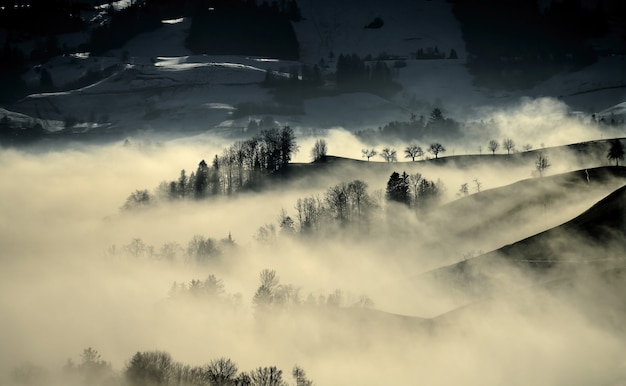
[271,139,620,195]
[425,166,626,258]
[421,173,626,302]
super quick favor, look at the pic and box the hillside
[1,0,624,142]
[419,173,626,304]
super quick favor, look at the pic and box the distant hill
[419,168,626,303]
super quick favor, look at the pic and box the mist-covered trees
[386,171,442,209]
[386,172,410,206]
[535,153,551,177]
[249,366,287,386]
[361,148,377,161]
[294,180,375,234]
[503,138,515,154]
[404,144,423,161]
[128,127,299,209]
[108,234,236,266]
[252,269,281,310]
[488,139,499,155]
[380,147,397,162]
[170,274,226,302]
[124,350,304,386]
[311,138,328,161]
[607,139,624,166]
[122,189,152,211]
[428,143,446,159]
[356,108,459,142]
[62,347,116,386]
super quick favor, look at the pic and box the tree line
[122,126,298,209]
[356,108,460,142]
[256,172,444,242]
[106,233,236,266]
[11,347,314,386]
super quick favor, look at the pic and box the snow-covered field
[3,0,625,141]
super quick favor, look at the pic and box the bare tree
[473,178,482,192]
[292,366,313,386]
[252,269,280,309]
[122,189,152,211]
[535,153,551,177]
[311,139,327,161]
[488,139,499,155]
[380,147,397,162]
[204,357,238,386]
[325,182,349,225]
[522,144,533,152]
[249,366,287,386]
[124,238,146,257]
[361,148,377,161]
[503,138,515,154]
[428,143,446,159]
[404,144,423,161]
[458,183,469,197]
[408,172,423,204]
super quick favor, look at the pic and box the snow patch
[162,18,184,25]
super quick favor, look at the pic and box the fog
[2,99,626,385]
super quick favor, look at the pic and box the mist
[2,98,626,386]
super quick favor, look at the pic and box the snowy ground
[3,0,625,141]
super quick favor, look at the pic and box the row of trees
[361,142,446,162]
[251,269,373,313]
[255,179,379,241]
[124,127,298,209]
[106,234,236,266]
[13,347,314,386]
[257,170,445,242]
[122,126,299,209]
[357,108,461,142]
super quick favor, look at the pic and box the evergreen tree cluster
[149,126,298,202]
[386,171,442,209]
[357,108,460,142]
